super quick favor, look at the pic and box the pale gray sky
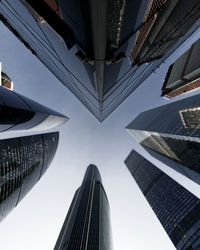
[0,21,200,250]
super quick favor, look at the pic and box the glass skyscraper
[126,93,200,185]
[0,132,59,222]
[0,0,199,121]
[0,85,68,133]
[125,149,200,249]
[54,164,112,250]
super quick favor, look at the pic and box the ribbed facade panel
[87,183,100,249]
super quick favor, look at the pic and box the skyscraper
[0,132,59,222]
[0,84,68,133]
[125,149,200,249]
[162,37,200,98]
[54,164,112,250]
[0,0,199,121]
[126,93,200,185]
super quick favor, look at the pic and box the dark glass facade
[0,132,59,222]
[162,37,200,98]
[141,135,200,169]
[54,164,112,250]
[0,1,199,121]
[127,93,200,136]
[125,150,200,249]
[126,93,200,185]
[131,0,200,65]
[0,85,67,132]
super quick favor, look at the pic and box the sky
[0,20,200,250]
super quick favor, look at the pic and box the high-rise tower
[126,93,200,185]
[0,84,68,133]
[0,0,199,121]
[0,132,59,222]
[54,164,112,250]
[125,149,200,249]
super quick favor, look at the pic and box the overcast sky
[0,21,200,250]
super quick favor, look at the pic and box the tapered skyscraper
[54,164,112,250]
[0,132,59,222]
[125,150,200,249]
[126,93,200,185]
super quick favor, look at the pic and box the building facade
[0,62,13,90]
[0,1,199,121]
[130,0,200,65]
[0,132,59,222]
[126,93,200,185]
[125,149,200,249]
[54,164,112,250]
[162,38,200,98]
[0,84,68,133]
